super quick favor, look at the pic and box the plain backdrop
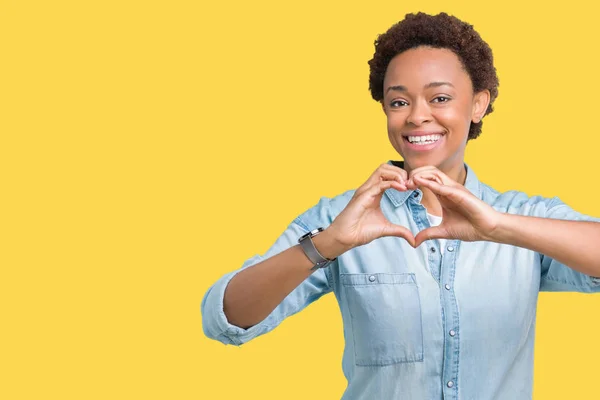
[2,1,600,399]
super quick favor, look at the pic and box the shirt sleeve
[539,196,600,292]
[200,214,334,346]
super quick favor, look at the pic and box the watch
[298,227,337,271]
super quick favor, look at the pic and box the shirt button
[447,246,454,252]
[447,381,454,388]
[444,284,451,290]
[369,275,376,282]
[430,247,436,253]
[413,192,419,198]
[449,330,456,337]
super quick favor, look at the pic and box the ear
[471,90,491,123]
[381,100,389,117]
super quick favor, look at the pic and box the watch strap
[298,228,336,271]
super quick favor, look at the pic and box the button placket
[409,199,440,282]
[440,241,460,397]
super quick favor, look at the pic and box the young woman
[201,12,600,399]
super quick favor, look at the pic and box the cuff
[201,255,272,346]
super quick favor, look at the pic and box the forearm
[489,213,600,277]
[223,228,349,329]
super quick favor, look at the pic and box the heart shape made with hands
[396,168,501,247]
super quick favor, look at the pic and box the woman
[201,12,600,399]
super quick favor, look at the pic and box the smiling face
[382,46,490,177]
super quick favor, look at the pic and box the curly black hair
[368,12,499,140]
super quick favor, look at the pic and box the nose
[406,99,432,126]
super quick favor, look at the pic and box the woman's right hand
[326,163,415,250]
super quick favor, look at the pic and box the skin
[326,46,493,251]
[381,46,490,216]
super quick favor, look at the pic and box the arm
[490,215,600,278]
[407,172,600,291]
[200,219,341,346]
[202,163,413,344]
[223,228,347,329]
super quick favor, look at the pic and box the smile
[406,134,442,145]
[402,133,445,151]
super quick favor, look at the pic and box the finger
[378,165,409,186]
[381,223,416,247]
[413,175,461,200]
[356,165,408,196]
[409,166,459,186]
[414,227,447,247]
[364,179,406,200]
[407,165,442,182]
[414,176,470,197]
[406,172,443,188]
[381,163,409,180]
[357,173,407,196]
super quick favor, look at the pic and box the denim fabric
[201,160,600,400]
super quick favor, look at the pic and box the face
[382,46,490,173]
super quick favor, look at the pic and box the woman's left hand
[405,166,503,247]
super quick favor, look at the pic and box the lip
[402,132,445,152]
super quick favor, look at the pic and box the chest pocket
[341,272,424,366]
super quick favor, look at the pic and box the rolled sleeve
[201,255,270,345]
[201,216,334,346]
[539,196,600,293]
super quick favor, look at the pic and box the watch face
[310,228,323,236]
[299,227,324,244]
[298,231,313,242]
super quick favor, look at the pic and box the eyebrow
[386,81,455,94]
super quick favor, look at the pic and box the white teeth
[407,134,442,144]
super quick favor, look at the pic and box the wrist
[484,212,514,244]
[312,227,351,260]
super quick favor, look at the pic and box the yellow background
[2,0,599,399]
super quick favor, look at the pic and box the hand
[405,166,502,247]
[327,163,416,249]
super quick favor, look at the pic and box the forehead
[383,46,472,91]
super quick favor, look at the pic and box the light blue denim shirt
[201,160,600,400]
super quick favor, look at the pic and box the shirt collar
[384,159,482,208]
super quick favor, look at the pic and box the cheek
[433,105,470,127]
[386,112,405,131]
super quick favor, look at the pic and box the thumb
[382,223,416,248]
[414,227,446,248]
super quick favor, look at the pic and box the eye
[432,96,451,103]
[390,99,408,107]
